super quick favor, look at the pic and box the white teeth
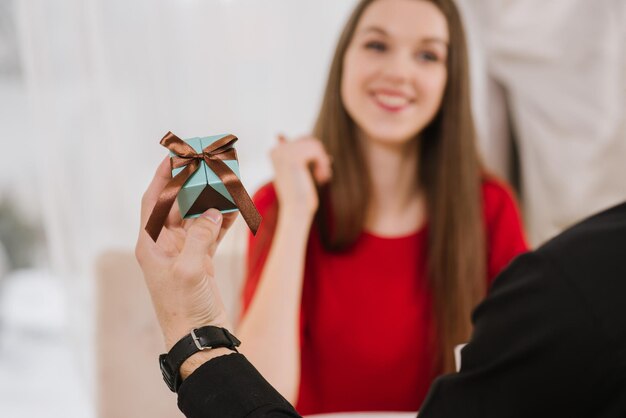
[375,93,409,107]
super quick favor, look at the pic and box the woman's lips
[371,91,413,112]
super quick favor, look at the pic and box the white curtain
[458,0,626,245]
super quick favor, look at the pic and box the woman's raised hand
[270,135,332,220]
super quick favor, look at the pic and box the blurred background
[0,0,624,417]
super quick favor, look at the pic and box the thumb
[178,209,222,268]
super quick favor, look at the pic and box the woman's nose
[380,51,413,83]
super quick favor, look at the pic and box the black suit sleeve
[177,353,301,418]
[418,252,611,418]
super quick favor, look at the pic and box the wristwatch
[159,325,241,392]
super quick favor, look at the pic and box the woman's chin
[360,129,420,148]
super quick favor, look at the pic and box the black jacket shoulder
[419,202,626,418]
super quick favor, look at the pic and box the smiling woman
[236,0,528,415]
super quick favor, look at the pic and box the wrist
[179,347,235,379]
[278,207,316,230]
[159,325,241,392]
[162,318,231,352]
[278,193,317,219]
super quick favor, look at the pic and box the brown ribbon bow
[145,131,262,242]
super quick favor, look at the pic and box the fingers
[216,211,238,245]
[140,156,172,228]
[185,211,238,256]
[220,211,239,232]
[310,151,333,185]
[299,137,333,185]
[180,210,239,257]
[165,200,182,229]
[177,209,223,276]
[271,135,333,185]
[206,211,238,257]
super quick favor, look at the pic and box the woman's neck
[360,134,425,236]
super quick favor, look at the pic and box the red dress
[242,178,528,415]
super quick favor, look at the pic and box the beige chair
[96,218,247,418]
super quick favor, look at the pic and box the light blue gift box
[171,135,241,219]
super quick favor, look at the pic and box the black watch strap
[159,325,241,392]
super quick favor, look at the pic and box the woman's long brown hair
[251,0,486,374]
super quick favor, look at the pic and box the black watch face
[159,354,176,392]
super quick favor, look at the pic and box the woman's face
[341,0,449,146]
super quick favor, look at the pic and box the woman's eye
[417,51,440,62]
[365,41,387,52]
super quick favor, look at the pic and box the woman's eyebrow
[420,37,449,47]
[358,26,389,36]
[357,27,448,47]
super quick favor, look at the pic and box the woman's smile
[370,88,415,113]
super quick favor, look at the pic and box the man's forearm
[178,353,302,418]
